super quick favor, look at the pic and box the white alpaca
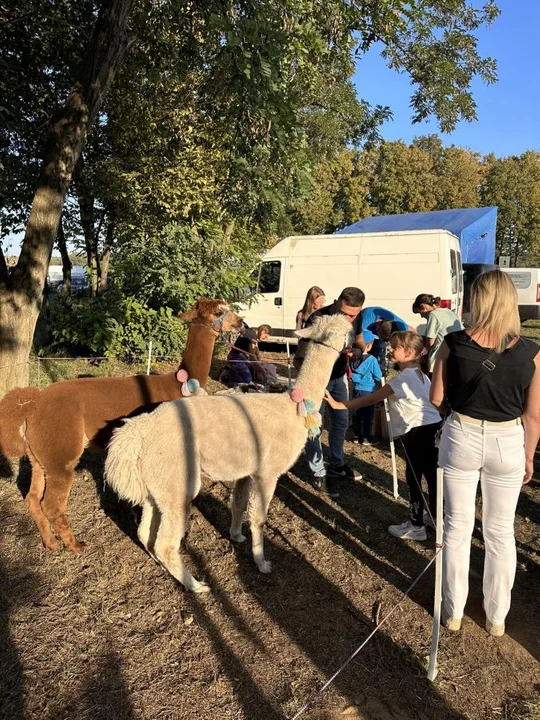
[104,314,350,592]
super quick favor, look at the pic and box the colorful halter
[290,388,322,438]
[176,369,208,397]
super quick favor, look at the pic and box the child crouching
[325,331,441,541]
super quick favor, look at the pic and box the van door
[248,258,287,337]
[455,249,464,316]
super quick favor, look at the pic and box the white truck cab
[240,230,463,342]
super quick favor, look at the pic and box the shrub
[40,289,187,359]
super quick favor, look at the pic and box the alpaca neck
[295,342,340,410]
[179,323,218,389]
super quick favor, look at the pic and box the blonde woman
[295,286,325,330]
[430,270,540,637]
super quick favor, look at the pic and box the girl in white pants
[431,270,540,637]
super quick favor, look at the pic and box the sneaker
[388,520,427,541]
[423,512,436,531]
[352,437,361,445]
[442,609,462,632]
[310,476,340,498]
[485,619,505,637]
[327,464,363,481]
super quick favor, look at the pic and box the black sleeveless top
[445,331,539,421]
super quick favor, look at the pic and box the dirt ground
[0,354,539,720]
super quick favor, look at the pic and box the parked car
[502,267,540,321]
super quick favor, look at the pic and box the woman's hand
[324,389,346,410]
[523,458,534,485]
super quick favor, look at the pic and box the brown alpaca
[0,298,243,554]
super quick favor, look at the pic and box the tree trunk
[75,156,100,296]
[57,218,73,296]
[0,0,134,395]
[99,212,115,293]
[100,246,111,293]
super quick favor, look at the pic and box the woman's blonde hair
[469,270,520,351]
[300,286,325,319]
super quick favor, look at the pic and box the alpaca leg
[138,499,154,550]
[25,458,59,551]
[153,507,210,594]
[249,474,278,574]
[138,497,162,558]
[41,468,86,554]
[230,477,251,543]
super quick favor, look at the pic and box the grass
[520,320,540,343]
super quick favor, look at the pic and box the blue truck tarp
[337,207,497,264]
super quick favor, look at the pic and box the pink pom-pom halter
[290,388,322,437]
[176,368,189,383]
[176,369,207,397]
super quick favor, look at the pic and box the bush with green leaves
[112,222,261,314]
[41,288,187,359]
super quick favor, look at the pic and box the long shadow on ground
[0,540,43,720]
[193,490,463,720]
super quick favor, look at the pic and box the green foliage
[288,139,539,264]
[112,222,262,313]
[482,151,540,266]
[1,0,502,248]
[1,0,509,364]
[412,135,484,209]
[381,0,500,132]
[370,141,438,214]
[0,0,96,236]
[288,149,378,234]
[41,289,187,358]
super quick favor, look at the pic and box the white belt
[452,411,521,428]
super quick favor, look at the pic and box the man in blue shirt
[296,293,415,497]
[360,307,414,373]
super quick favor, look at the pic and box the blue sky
[353,0,540,157]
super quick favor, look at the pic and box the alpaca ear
[295,326,314,339]
[179,308,198,322]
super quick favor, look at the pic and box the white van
[501,268,540,321]
[241,230,463,342]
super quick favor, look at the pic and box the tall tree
[371,141,438,214]
[0,0,501,392]
[482,151,540,266]
[437,146,483,209]
[0,0,134,391]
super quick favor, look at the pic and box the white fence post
[146,340,153,375]
[428,467,444,681]
[380,376,399,499]
[286,340,292,390]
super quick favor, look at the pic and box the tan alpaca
[0,299,243,554]
[104,314,350,592]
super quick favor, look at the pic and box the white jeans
[438,415,524,625]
